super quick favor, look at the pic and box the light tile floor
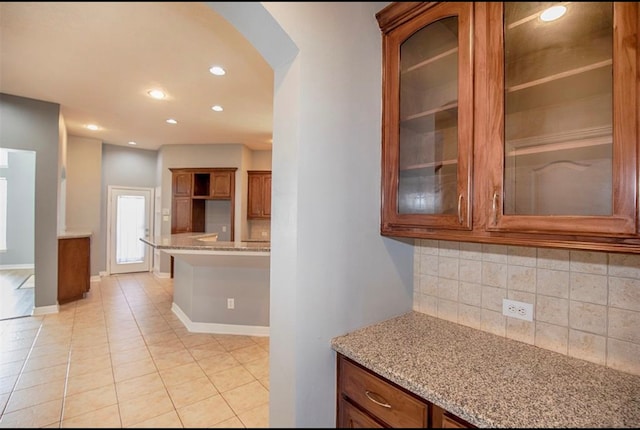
[0,272,269,428]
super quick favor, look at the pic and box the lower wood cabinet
[58,236,90,304]
[336,353,475,428]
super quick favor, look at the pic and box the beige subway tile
[481,286,506,313]
[480,309,506,337]
[436,299,458,323]
[569,302,607,336]
[419,254,438,276]
[505,318,535,345]
[536,269,569,299]
[482,262,507,288]
[438,257,459,280]
[507,246,537,267]
[537,248,570,270]
[437,278,459,301]
[459,282,482,307]
[458,304,481,330]
[419,240,438,254]
[536,295,568,326]
[507,265,536,293]
[570,250,607,275]
[418,294,437,317]
[608,307,640,344]
[607,338,640,376]
[459,242,483,260]
[460,259,482,284]
[608,276,640,312]
[570,273,607,305]
[608,253,640,279]
[438,241,460,257]
[535,321,568,355]
[568,330,606,366]
[481,244,508,263]
[419,275,438,296]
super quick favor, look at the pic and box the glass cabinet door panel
[503,2,613,216]
[398,16,459,215]
[486,1,637,236]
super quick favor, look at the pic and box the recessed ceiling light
[209,66,226,76]
[166,118,177,124]
[540,5,566,22]
[86,124,99,131]
[147,89,166,100]
[128,141,137,145]
[211,105,224,112]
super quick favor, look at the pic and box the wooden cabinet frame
[377,2,640,254]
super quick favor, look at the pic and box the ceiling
[0,2,274,151]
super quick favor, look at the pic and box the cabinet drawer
[338,355,428,428]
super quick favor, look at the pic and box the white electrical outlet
[502,299,533,321]
[227,298,235,309]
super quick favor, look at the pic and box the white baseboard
[99,271,108,277]
[171,303,269,337]
[32,304,59,316]
[90,275,101,282]
[0,263,35,270]
[154,271,171,279]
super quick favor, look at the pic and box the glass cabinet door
[486,2,637,235]
[381,2,473,231]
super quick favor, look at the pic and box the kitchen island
[142,233,270,336]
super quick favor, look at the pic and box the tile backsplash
[413,239,640,376]
[248,219,270,241]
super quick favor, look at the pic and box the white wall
[210,2,413,427]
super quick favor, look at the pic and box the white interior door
[108,186,153,274]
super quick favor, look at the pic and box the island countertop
[141,233,270,253]
[331,311,640,428]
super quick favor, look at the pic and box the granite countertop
[141,233,270,252]
[331,311,640,428]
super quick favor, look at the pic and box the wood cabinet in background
[58,236,90,304]
[247,170,271,219]
[336,354,474,428]
[376,2,640,253]
[170,167,237,239]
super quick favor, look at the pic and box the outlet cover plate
[502,299,533,321]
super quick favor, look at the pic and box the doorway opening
[0,148,36,320]
[107,186,153,274]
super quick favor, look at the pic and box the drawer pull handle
[364,390,391,408]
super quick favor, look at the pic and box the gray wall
[0,93,61,309]
[0,150,36,266]
[66,136,102,276]
[210,2,413,427]
[100,143,157,273]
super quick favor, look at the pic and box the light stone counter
[141,233,270,336]
[331,311,640,428]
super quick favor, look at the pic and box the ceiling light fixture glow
[147,89,166,100]
[128,141,137,145]
[209,66,226,76]
[166,118,177,124]
[86,124,99,131]
[540,5,566,22]
[211,105,223,112]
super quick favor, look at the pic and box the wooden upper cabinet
[378,2,474,232]
[173,172,192,197]
[247,170,272,219]
[211,170,234,199]
[482,2,638,237]
[377,2,640,253]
